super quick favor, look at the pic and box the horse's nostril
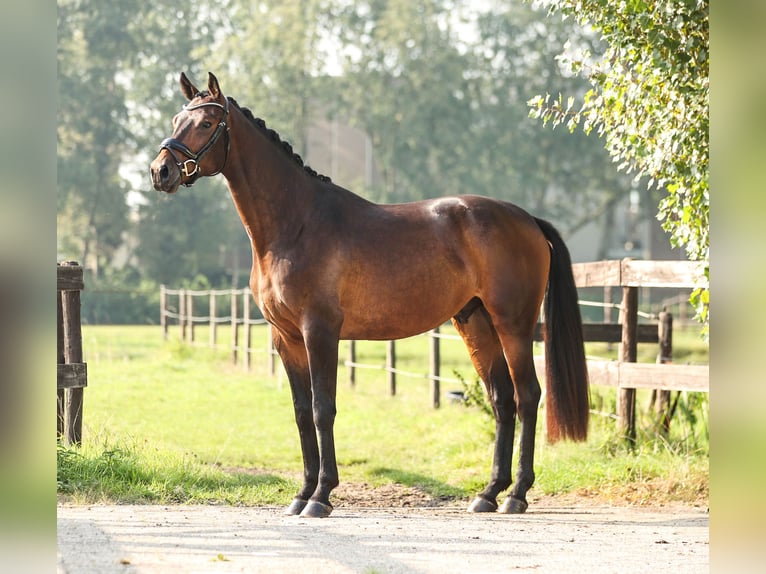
[160,164,169,181]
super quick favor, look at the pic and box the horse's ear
[207,72,222,99]
[180,72,198,101]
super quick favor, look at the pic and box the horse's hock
[57,261,87,445]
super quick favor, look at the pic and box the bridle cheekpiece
[158,95,230,186]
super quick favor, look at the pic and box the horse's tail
[534,217,590,443]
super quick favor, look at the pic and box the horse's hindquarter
[336,196,549,340]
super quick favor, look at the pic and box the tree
[58,0,244,289]
[528,0,709,325]
[332,0,477,202]
[57,0,136,274]
[469,1,633,236]
[124,1,248,288]
[332,0,632,242]
[57,0,666,323]
[205,0,336,158]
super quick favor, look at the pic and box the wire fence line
[160,274,705,418]
[160,286,685,325]
[160,285,463,405]
[160,258,708,447]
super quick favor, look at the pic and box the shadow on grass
[370,467,468,499]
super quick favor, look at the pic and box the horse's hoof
[299,500,333,518]
[285,498,308,516]
[499,497,528,514]
[467,496,498,513]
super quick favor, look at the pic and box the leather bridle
[158,96,230,186]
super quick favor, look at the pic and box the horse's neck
[222,122,314,258]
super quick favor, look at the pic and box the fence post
[268,323,276,376]
[244,290,251,371]
[429,327,441,408]
[57,291,65,437]
[61,262,84,446]
[348,340,356,387]
[160,285,167,340]
[387,340,396,396]
[187,291,194,343]
[655,308,674,434]
[179,288,186,342]
[209,291,217,348]
[231,290,238,364]
[618,285,638,445]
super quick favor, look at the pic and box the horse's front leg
[272,329,318,516]
[299,321,341,518]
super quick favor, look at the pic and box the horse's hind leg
[489,316,542,514]
[452,305,517,513]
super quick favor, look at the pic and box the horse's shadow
[370,467,468,501]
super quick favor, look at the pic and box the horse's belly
[338,282,468,340]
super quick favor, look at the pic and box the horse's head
[150,72,230,193]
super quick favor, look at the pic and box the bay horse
[150,73,589,518]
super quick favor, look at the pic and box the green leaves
[527,92,583,132]
[531,0,709,325]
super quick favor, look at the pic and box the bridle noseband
[159,96,230,186]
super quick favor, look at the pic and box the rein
[159,97,230,186]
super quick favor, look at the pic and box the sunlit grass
[57,435,296,506]
[59,325,708,507]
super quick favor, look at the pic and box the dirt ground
[57,483,709,574]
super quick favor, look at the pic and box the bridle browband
[158,96,230,186]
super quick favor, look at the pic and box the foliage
[467,3,633,231]
[331,0,631,227]
[81,267,159,325]
[59,0,674,324]
[453,370,494,424]
[205,0,336,157]
[57,0,135,272]
[528,0,709,326]
[331,0,475,201]
[133,180,247,288]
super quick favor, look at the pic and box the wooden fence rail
[572,259,707,441]
[57,262,87,445]
[160,259,708,438]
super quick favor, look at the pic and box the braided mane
[225,96,331,183]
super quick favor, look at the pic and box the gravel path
[57,503,708,573]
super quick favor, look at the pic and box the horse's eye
[201,120,212,129]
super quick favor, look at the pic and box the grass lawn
[58,325,708,508]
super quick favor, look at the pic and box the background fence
[160,259,708,440]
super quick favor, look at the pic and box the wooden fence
[57,262,87,445]
[160,259,708,438]
[160,286,278,372]
[567,259,708,440]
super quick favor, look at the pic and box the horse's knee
[293,402,313,427]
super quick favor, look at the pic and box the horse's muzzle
[150,152,181,193]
